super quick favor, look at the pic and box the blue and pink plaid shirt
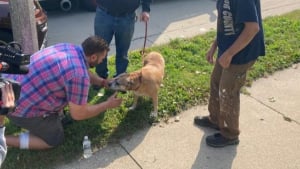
[3,43,90,117]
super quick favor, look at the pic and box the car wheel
[59,0,79,12]
[82,0,97,11]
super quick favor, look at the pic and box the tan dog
[108,51,165,117]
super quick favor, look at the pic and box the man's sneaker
[194,116,219,130]
[206,133,239,148]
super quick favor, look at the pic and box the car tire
[82,0,97,11]
[59,0,79,12]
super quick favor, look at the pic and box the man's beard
[88,60,98,68]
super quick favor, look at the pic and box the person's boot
[194,116,219,130]
[206,133,239,148]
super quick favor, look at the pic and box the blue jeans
[94,7,136,78]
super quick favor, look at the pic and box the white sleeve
[0,127,7,167]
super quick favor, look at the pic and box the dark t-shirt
[96,0,151,14]
[216,0,265,64]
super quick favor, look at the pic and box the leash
[140,21,148,57]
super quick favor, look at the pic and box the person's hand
[206,50,215,64]
[1,83,15,108]
[218,52,233,68]
[101,78,109,88]
[205,40,217,64]
[106,92,122,109]
[140,12,150,22]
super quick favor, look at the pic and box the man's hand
[206,50,215,64]
[205,40,217,64]
[218,51,233,69]
[140,12,150,22]
[1,83,15,108]
[105,92,122,109]
[101,78,109,88]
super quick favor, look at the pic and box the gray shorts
[7,113,64,147]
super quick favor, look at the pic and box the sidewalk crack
[118,143,143,169]
[249,95,300,125]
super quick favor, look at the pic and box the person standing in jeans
[194,0,265,147]
[94,0,152,82]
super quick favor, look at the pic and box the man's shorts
[7,113,64,147]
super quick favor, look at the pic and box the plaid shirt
[3,43,90,117]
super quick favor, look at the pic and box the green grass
[2,10,300,169]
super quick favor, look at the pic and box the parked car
[39,0,97,12]
[0,0,48,50]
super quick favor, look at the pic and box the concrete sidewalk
[57,0,300,168]
[124,0,300,53]
[57,64,300,169]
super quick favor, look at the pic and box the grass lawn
[2,10,300,169]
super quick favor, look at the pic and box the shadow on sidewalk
[191,128,237,169]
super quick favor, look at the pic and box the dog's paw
[149,112,159,124]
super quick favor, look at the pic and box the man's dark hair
[81,36,110,56]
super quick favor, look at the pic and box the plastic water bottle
[82,135,93,159]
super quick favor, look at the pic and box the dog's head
[108,72,142,92]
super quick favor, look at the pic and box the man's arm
[68,92,122,120]
[218,22,260,68]
[88,71,107,87]
[141,0,151,12]
[140,0,151,22]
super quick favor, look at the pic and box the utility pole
[9,0,38,54]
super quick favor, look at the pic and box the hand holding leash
[140,12,150,22]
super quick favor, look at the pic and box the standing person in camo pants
[94,0,152,83]
[194,0,265,147]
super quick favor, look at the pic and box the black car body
[39,0,97,12]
